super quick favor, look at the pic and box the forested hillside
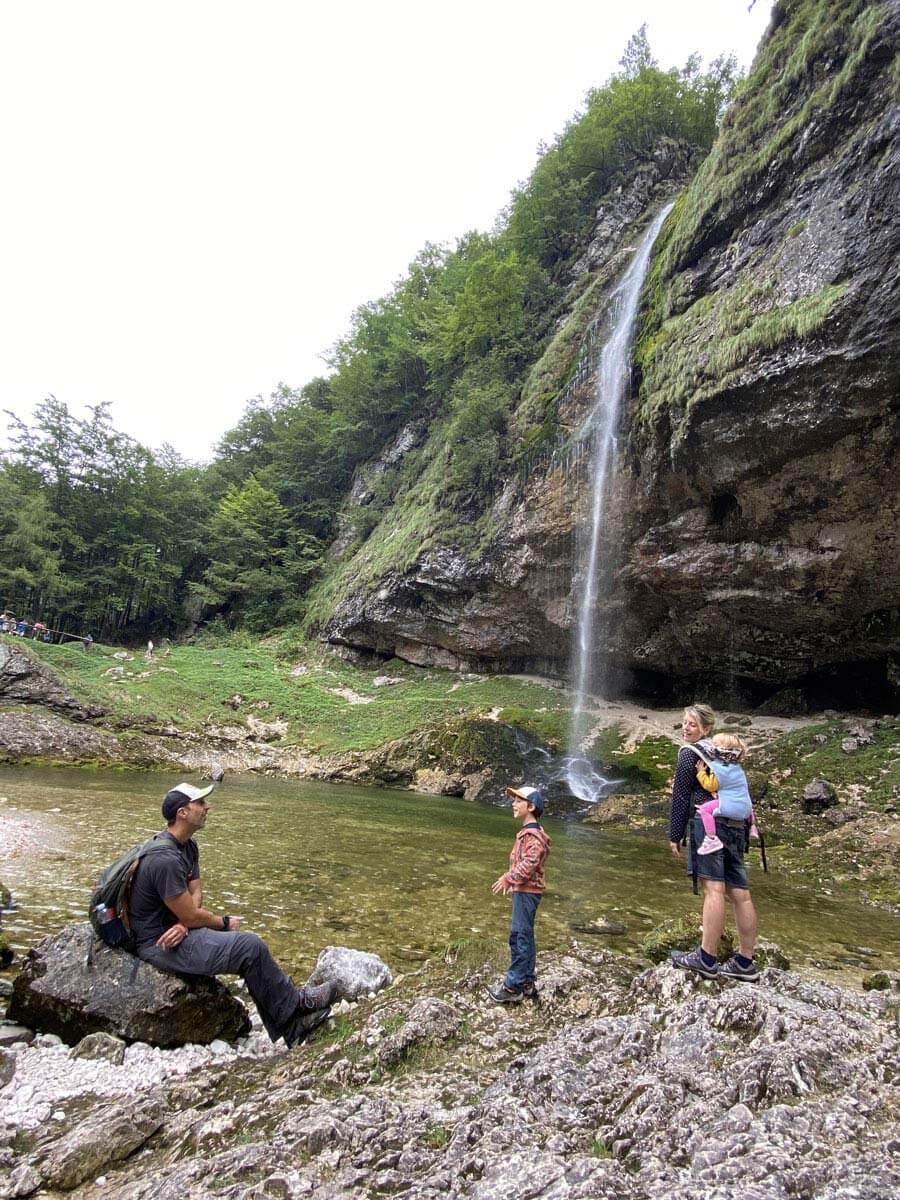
[0,30,735,644]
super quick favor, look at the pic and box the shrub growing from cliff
[507,28,736,270]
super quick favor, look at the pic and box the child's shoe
[697,834,724,855]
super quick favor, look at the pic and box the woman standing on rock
[668,703,760,982]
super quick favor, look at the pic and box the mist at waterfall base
[562,205,675,807]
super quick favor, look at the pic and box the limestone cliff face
[621,0,900,707]
[324,0,900,710]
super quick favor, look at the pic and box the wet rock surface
[2,945,897,1199]
[8,923,250,1048]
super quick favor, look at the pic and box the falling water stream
[565,205,674,803]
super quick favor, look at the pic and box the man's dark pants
[138,929,298,1040]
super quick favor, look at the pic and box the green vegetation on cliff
[658,0,884,275]
[633,0,887,436]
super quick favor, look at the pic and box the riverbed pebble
[0,1005,280,1132]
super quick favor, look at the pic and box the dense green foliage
[1,32,736,641]
[1,399,209,638]
[508,28,735,268]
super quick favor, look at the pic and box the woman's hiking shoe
[296,980,338,1011]
[671,947,719,979]
[486,983,524,1004]
[720,956,760,982]
[282,1005,331,1048]
[697,834,724,855]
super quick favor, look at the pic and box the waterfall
[565,204,673,803]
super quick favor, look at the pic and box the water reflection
[1,767,897,982]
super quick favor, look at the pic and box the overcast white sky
[0,1,772,462]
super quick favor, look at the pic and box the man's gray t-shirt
[129,832,200,947]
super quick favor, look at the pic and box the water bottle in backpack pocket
[88,832,177,952]
[90,898,133,949]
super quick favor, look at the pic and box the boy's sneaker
[486,983,524,1004]
[671,947,719,979]
[719,956,760,982]
[697,834,724,855]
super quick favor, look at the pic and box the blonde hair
[712,732,748,760]
[683,704,716,735]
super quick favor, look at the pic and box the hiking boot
[671,947,719,979]
[295,980,338,1012]
[485,982,524,1004]
[697,834,724,855]
[719,956,760,982]
[282,1005,331,1048]
[521,981,538,1000]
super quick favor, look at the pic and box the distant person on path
[82,633,93,651]
[694,733,760,855]
[128,782,337,1047]
[15,620,27,637]
[486,784,551,1003]
[668,705,760,981]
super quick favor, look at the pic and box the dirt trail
[507,679,818,751]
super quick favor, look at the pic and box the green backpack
[88,832,179,951]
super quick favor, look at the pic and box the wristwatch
[221,914,231,931]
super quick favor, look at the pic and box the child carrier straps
[678,739,768,889]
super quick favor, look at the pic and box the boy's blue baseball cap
[505,785,544,816]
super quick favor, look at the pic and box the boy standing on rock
[487,785,551,1003]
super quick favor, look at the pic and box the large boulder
[0,642,104,717]
[801,777,838,814]
[8,923,250,1047]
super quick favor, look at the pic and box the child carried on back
[694,733,759,855]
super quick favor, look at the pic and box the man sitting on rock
[129,782,335,1047]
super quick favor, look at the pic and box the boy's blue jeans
[505,891,541,990]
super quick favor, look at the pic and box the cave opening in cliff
[710,492,743,540]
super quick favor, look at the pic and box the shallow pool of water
[1,766,897,983]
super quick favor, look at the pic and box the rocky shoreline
[2,945,899,1199]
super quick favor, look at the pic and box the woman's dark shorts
[688,815,749,889]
